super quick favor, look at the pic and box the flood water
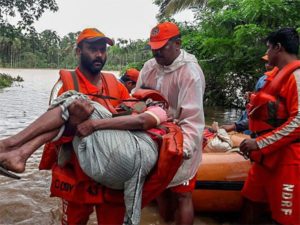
[0,68,242,225]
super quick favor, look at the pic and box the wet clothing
[135,49,205,187]
[242,62,300,225]
[242,163,300,225]
[40,68,130,225]
[50,91,166,225]
[61,199,125,225]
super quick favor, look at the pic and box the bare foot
[0,150,27,173]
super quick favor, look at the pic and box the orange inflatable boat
[192,131,251,212]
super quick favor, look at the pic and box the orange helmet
[132,89,169,109]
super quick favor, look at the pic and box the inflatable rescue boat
[193,130,251,212]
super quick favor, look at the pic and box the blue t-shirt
[235,74,266,134]
[254,75,267,91]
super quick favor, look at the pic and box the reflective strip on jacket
[248,61,300,168]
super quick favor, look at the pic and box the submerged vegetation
[1,0,300,106]
[0,73,23,89]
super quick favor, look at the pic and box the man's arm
[240,71,300,155]
[257,71,300,152]
[177,64,205,159]
[235,116,249,132]
[76,106,167,137]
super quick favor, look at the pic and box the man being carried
[0,89,171,225]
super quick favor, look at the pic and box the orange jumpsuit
[242,61,300,225]
[39,68,129,225]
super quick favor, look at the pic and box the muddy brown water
[0,68,241,225]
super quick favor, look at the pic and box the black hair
[77,41,83,49]
[266,28,299,55]
[120,75,136,83]
[140,85,152,89]
[77,39,107,50]
[169,34,181,42]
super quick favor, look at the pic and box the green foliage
[0,0,63,69]
[0,26,66,68]
[0,73,23,89]
[153,0,207,19]
[0,25,151,71]
[178,0,300,106]
[105,39,152,72]
[0,0,58,30]
[119,62,144,77]
[2,0,300,108]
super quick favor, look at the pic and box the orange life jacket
[114,89,169,116]
[108,88,184,206]
[247,61,300,134]
[39,69,125,204]
[59,69,120,112]
[40,71,183,206]
[142,121,183,207]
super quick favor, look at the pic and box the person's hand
[76,119,96,137]
[239,139,259,157]
[244,91,252,102]
[68,99,94,127]
[220,124,236,132]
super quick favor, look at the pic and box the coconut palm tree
[154,0,207,18]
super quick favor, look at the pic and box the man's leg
[170,176,197,225]
[240,163,271,224]
[156,189,176,222]
[157,190,194,225]
[157,175,196,225]
[0,129,59,173]
[0,107,64,152]
[95,202,125,225]
[239,197,269,224]
[268,164,300,225]
[0,99,94,173]
[174,191,194,225]
[0,98,93,152]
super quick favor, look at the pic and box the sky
[31,0,195,40]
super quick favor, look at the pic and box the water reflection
[0,68,61,225]
[0,68,241,224]
[205,106,243,126]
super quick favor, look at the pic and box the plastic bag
[207,122,233,152]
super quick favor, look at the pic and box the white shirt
[135,49,205,186]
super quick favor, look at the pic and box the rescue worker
[221,55,275,134]
[39,28,130,225]
[119,68,140,93]
[135,21,205,225]
[0,89,170,225]
[240,27,300,225]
